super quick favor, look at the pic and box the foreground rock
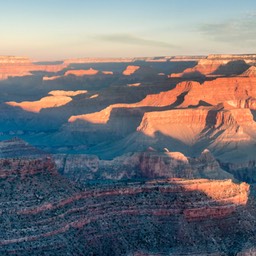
[0,156,254,255]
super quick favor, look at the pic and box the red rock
[123,65,140,75]
[0,56,67,80]
[64,68,99,76]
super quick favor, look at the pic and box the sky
[1,0,256,60]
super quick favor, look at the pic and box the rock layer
[0,156,253,255]
[0,56,67,80]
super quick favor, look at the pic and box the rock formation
[6,96,73,113]
[123,65,140,75]
[240,66,256,77]
[0,56,67,80]
[0,54,256,255]
[48,90,88,97]
[169,54,254,78]
[64,68,99,76]
[0,155,253,255]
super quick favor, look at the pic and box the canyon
[0,155,254,255]
[0,54,256,255]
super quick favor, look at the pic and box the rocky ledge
[0,157,254,255]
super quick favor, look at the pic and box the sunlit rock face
[5,90,88,113]
[6,96,73,113]
[123,65,140,75]
[169,54,256,78]
[48,90,87,97]
[240,66,256,77]
[0,155,253,255]
[65,68,99,76]
[0,56,67,80]
[65,73,256,162]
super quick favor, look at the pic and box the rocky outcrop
[67,81,192,124]
[0,156,252,255]
[5,90,88,113]
[123,65,140,75]
[137,108,209,144]
[2,54,256,173]
[48,90,87,97]
[0,138,45,158]
[65,74,256,162]
[102,70,113,75]
[64,68,99,76]
[0,56,67,80]
[169,55,253,77]
[53,150,233,183]
[63,56,200,64]
[179,77,256,107]
[6,96,73,113]
[240,66,256,77]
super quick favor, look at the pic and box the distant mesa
[66,72,256,162]
[123,65,140,75]
[102,71,113,75]
[43,75,61,81]
[48,90,87,97]
[43,69,113,80]
[0,56,67,80]
[169,55,253,78]
[5,90,89,113]
[6,96,72,113]
[64,57,135,64]
[65,68,99,76]
[0,138,46,158]
[6,90,90,113]
[127,83,141,87]
[89,94,99,99]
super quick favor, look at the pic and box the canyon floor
[0,54,256,255]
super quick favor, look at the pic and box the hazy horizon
[1,0,256,60]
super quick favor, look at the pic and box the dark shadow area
[188,100,212,108]
[33,61,64,65]
[181,70,206,80]
[211,60,250,76]
[67,60,197,75]
[220,160,256,184]
[251,110,256,122]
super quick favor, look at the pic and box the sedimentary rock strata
[0,56,66,80]
[6,96,73,113]
[169,54,255,77]
[0,156,252,255]
[52,150,233,183]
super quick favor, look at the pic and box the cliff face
[0,138,45,158]
[64,72,256,162]
[169,54,255,77]
[1,53,256,255]
[0,156,253,255]
[0,56,67,80]
[53,150,233,183]
[179,77,256,107]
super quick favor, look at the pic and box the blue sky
[1,0,256,60]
